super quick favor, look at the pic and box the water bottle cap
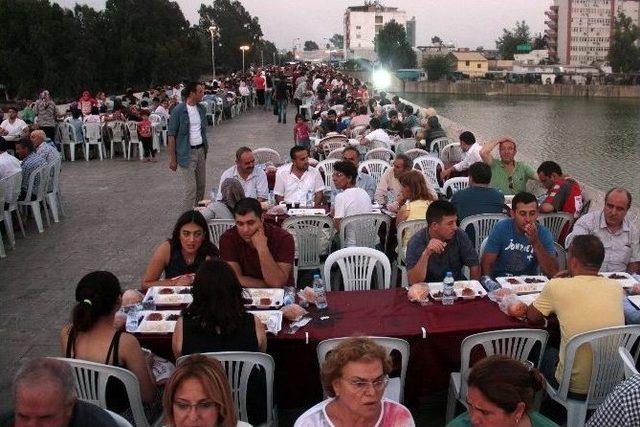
[446,271,453,276]
[313,274,320,279]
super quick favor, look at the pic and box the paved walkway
[0,105,296,409]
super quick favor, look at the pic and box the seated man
[15,138,46,200]
[385,110,405,136]
[406,200,480,283]
[420,115,447,149]
[537,160,583,217]
[317,109,338,136]
[374,154,412,211]
[527,235,624,396]
[348,105,371,129]
[219,197,295,287]
[332,160,372,246]
[481,191,558,278]
[341,146,376,201]
[359,117,391,149]
[441,131,482,180]
[479,136,537,195]
[0,136,20,180]
[216,146,268,202]
[451,161,504,222]
[0,357,117,427]
[31,129,60,165]
[274,146,324,206]
[0,106,29,148]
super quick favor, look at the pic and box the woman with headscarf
[200,178,245,221]
[78,90,97,116]
[34,90,57,140]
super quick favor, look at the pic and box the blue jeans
[265,89,272,108]
[277,99,287,123]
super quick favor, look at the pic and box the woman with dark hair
[59,271,159,421]
[447,355,557,427]
[172,259,266,358]
[142,210,219,289]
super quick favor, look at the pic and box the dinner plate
[427,280,486,300]
[135,310,181,334]
[496,276,548,294]
[600,272,639,288]
[144,286,193,306]
[243,288,284,309]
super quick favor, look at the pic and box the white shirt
[365,128,392,147]
[312,78,323,92]
[0,118,28,141]
[186,104,202,146]
[273,165,324,204]
[0,151,21,202]
[334,187,372,246]
[453,142,483,171]
[294,397,415,427]
[154,105,170,120]
[216,165,269,201]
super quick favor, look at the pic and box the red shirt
[253,75,266,90]
[219,223,295,286]
[294,122,310,141]
[543,178,583,217]
[137,119,152,138]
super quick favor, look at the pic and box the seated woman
[200,178,245,221]
[59,271,160,422]
[447,355,558,427]
[295,337,415,427]
[396,170,438,225]
[142,210,219,289]
[162,354,250,427]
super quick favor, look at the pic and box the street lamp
[240,45,250,73]
[208,23,219,81]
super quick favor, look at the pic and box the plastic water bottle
[306,190,314,208]
[442,272,455,305]
[480,275,501,292]
[268,190,275,206]
[313,274,328,309]
[283,286,295,306]
[125,304,141,332]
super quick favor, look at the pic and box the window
[477,63,481,68]
[356,34,361,39]
[356,25,361,29]
[465,61,470,66]
[375,15,383,23]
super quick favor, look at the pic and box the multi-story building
[545,0,640,65]
[343,1,408,59]
[448,51,489,77]
[406,16,416,47]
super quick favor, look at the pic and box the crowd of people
[2,62,640,427]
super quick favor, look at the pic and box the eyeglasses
[508,176,514,190]
[344,375,389,391]
[173,400,218,413]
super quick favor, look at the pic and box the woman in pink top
[78,90,97,116]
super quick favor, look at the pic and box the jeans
[277,99,287,123]
[265,89,272,108]
[179,148,207,212]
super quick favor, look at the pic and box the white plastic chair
[350,125,367,139]
[545,325,640,427]
[359,160,390,185]
[317,337,410,403]
[282,216,334,282]
[17,163,50,233]
[107,121,127,159]
[45,157,63,222]
[53,358,160,427]
[394,138,416,156]
[149,114,163,151]
[413,155,444,192]
[404,148,429,163]
[338,212,391,249]
[392,219,428,286]
[253,148,282,166]
[0,185,5,257]
[365,147,395,162]
[459,213,508,251]
[554,242,567,271]
[106,410,134,427]
[58,122,82,161]
[538,212,573,245]
[440,142,464,164]
[619,346,639,379]
[125,121,143,160]
[317,158,339,191]
[430,137,455,155]
[177,352,276,427]
[445,329,549,423]
[200,101,214,126]
[207,219,235,248]
[323,247,392,291]
[82,122,104,161]
[368,138,391,150]
[326,147,344,160]
[319,135,348,158]
[2,171,25,248]
[442,177,469,198]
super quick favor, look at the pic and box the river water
[403,93,640,205]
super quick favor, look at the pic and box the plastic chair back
[53,358,151,427]
[351,125,367,139]
[440,142,464,164]
[368,138,391,150]
[317,337,410,403]
[282,215,333,270]
[125,121,140,143]
[338,212,391,249]
[459,213,508,250]
[148,114,162,124]
[107,121,125,143]
[442,177,469,198]
[413,155,444,191]
[253,147,281,165]
[106,410,133,427]
[320,136,348,156]
[3,171,21,206]
[365,147,395,162]
[538,212,573,244]
[554,242,567,271]
[359,160,390,184]
[404,148,429,163]
[317,159,339,189]
[22,164,47,202]
[323,247,391,291]
[429,137,455,155]
[326,147,344,160]
[207,219,235,248]
[83,123,102,143]
[619,346,639,380]
[47,157,61,194]
[395,138,416,156]
[56,122,73,144]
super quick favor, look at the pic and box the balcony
[545,28,557,37]
[545,10,557,19]
[545,20,557,30]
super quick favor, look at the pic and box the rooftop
[449,51,488,61]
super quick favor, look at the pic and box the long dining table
[135,287,529,410]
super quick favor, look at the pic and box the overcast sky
[54,0,552,50]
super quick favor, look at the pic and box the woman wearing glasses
[295,337,415,427]
[162,354,251,427]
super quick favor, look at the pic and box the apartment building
[343,1,408,59]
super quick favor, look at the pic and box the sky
[54,0,553,50]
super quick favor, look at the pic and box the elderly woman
[447,355,557,427]
[295,337,415,427]
[200,178,245,221]
[142,210,219,289]
[162,354,250,427]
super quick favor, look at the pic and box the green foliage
[341,59,362,71]
[303,40,319,51]
[374,21,416,69]
[431,35,442,45]
[532,33,547,50]
[608,12,640,73]
[422,54,453,81]
[495,20,531,60]
[329,34,344,49]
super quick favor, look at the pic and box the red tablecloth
[136,288,528,409]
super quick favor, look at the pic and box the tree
[422,54,453,81]
[608,12,640,72]
[431,35,442,45]
[532,33,547,50]
[303,40,319,51]
[495,20,531,59]
[329,34,344,49]
[374,20,416,69]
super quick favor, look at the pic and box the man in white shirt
[216,147,268,202]
[274,146,324,206]
[374,154,412,210]
[332,160,373,246]
[0,107,29,145]
[441,131,482,180]
[0,138,21,202]
[360,117,391,149]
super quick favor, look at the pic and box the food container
[600,272,639,288]
[143,286,193,307]
[243,288,285,309]
[496,276,548,294]
[135,310,181,334]
[427,280,486,301]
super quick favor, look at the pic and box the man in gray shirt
[341,146,376,201]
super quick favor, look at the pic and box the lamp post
[240,45,250,73]
[208,24,219,81]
